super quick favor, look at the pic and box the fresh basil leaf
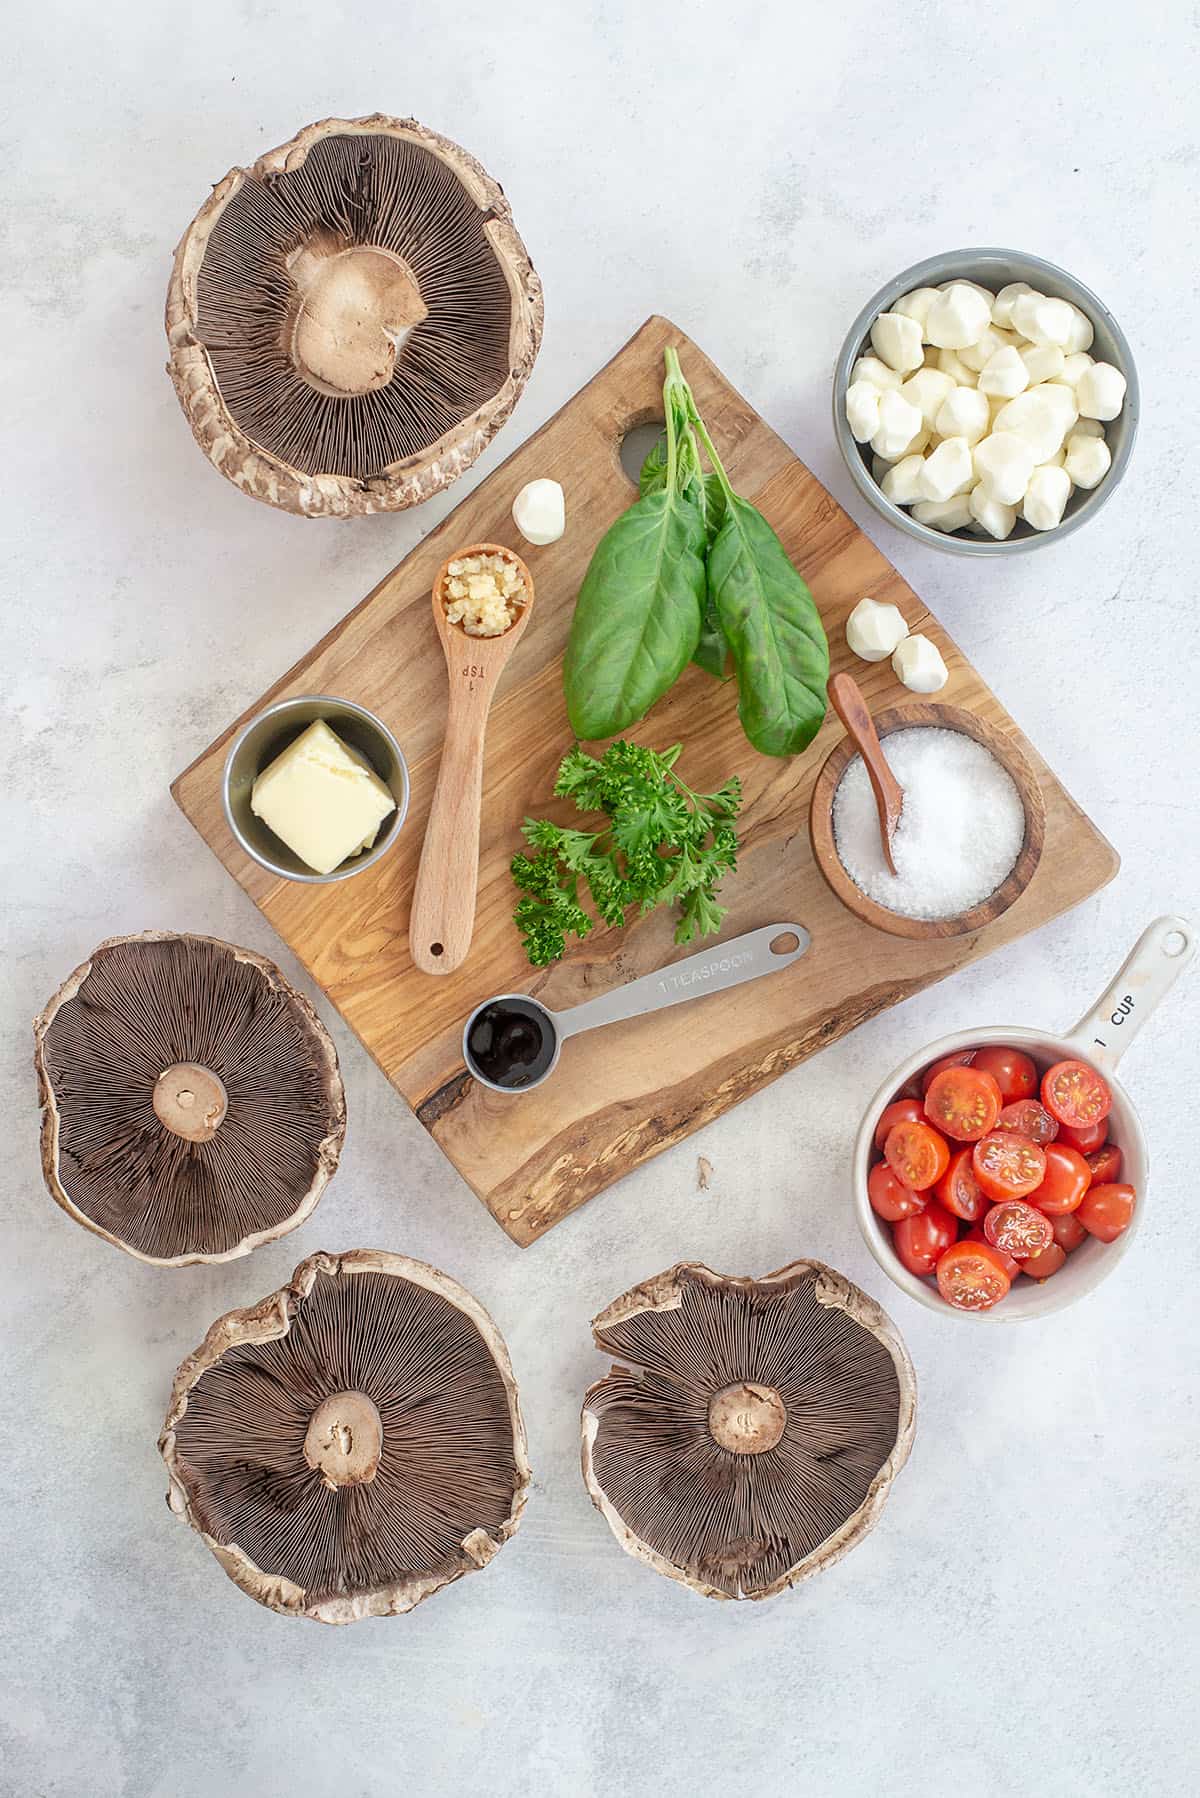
[638,433,669,497]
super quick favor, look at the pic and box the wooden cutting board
[173,315,1118,1245]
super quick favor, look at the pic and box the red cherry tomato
[868,1161,926,1223]
[1022,1241,1067,1281]
[921,1050,976,1094]
[965,1224,1020,1281]
[1077,1182,1135,1243]
[973,1130,1047,1201]
[1055,1117,1107,1153]
[924,1067,1003,1143]
[893,1201,957,1276]
[997,1099,1059,1146]
[984,1200,1054,1261]
[874,1098,926,1153]
[1042,1060,1112,1131]
[1029,1141,1092,1215]
[971,1046,1038,1105]
[1086,1143,1122,1185]
[885,1120,951,1191]
[934,1146,988,1222]
[936,1240,1012,1311]
[1050,1211,1088,1253]
[896,1074,924,1101]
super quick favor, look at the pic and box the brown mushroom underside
[582,1261,916,1601]
[161,1250,530,1623]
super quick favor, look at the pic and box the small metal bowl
[222,695,410,883]
[833,248,1139,556]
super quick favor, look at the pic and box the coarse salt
[832,727,1025,919]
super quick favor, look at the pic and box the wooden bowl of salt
[809,702,1046,940]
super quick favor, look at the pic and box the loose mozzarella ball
[1058,351,1094,390]
[1062,305,1094,354]
[1022,464,1072,531]
[1019,344,1066,385]
[852,354,903,392]
[959,325,1015,373]
[918,436,975,502]
[925,283,993,350]
[870,389,925,459]
[1040,382,1080,432]
[935,386,990,446]
[1013,293,1076,348]
[1070,415,1105,438]
[942,278,996,307]
[937,348,978,387]
[968,483,1017,540]
[846,380,883,443]
[891,286,941,329]
[974,433,1037,505]
[912,496,974,533]
[870,311,925,374]
[1065,431,1113,488]
[881,453,927,506]
[978,346,1029,400]
[845,596,910,661]
[893,632,950,690]
[992,281,1035,328]
[900,367,956,426]
[1076,361,1128,421]
[991,389,1071,464]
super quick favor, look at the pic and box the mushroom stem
[152,1062,228,1144]
[707,1382,788,1455]
[303,1391,384,1490]
[285,236,428,397]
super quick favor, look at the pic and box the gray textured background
[3,3,1198,1794]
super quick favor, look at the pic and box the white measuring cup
[853,916,1196,1320]
[464,924,809,1093]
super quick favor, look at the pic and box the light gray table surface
[3,4,1198,1794]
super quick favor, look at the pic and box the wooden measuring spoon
[828,671,904,875]
[409,544,534,975]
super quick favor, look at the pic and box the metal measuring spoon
[463,923,810,1094]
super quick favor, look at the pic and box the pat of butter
[250,719,395,875]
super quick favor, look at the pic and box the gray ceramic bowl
[833,248,1139,556]
[222,695,410,883]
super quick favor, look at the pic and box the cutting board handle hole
[618,417,666,489]
[770,931,800,955]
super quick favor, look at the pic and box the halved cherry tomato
[924,1067,1002,1143]
[893,1201,957,1275]
[921,1049,975,1094]
[896,1075,923,1101]
[1050,1211,1088,1253]
[934,1146,988,1222]
[1055,1117,1107,1154]
[965,1224,1020,1281]
[971,1046,1038,1105]
[1077,1181,1135,1243]
[874,1098,925,1153]
[973,1130,1046,1201]
[997,1099,1059,1146]
[1021,1241,1067,1281]
[1042,1060,1112,1131]
[984,1200,1054,1260]
[885,1120,951,1191]
[936,1240,1011,1311]
[1029,1141,1092,1215]
[1086,1143,1122,1185]
[868,1161,926,1223]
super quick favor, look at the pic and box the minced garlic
[442,553,528,637]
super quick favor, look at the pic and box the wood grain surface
[172,315,1119,1246]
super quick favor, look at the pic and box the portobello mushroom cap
[581,1260,916,1600]
[166,114,544,517]
[34,932,345,1266]
[160,1250,530,1623]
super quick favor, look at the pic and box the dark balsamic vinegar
[466,999,556,1089]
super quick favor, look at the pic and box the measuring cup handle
[1064,915,1196,1074]
[554,924,810,1041]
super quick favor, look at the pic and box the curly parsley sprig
[510,742,742,967]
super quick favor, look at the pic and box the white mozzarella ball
[941,278,996,306]
[1040,381,1080,431]
[1019,343,1066,385]
[973,433,1037,505]
[1064,432,1112,488]
[852,355,902,392]
[959,325,1015,373]
[1076,361,1128,420]
[1062,304,1095,354]
[990,389,1070,464]
[937,348,978,387]
[1010,291,1047,339]
[870,390,925,459]
[893,632,950,690]
[912,496,974,533]
[845,596,910,661]
[891,287,941,331]
[925,284,993,350]
[880,453,927,506]
[899,367,956,426]
[1069,414,1105,438]
[870,311,925,374]
[512,477,566,544]
[978,345,1030,399]
[934,385,990,445]
[968,483,1017,540]
[846,380,883,442]
[918,436,975,502]
[1013,292,1076,348]
[1058,351,1094,390]
[992,281,1035,328]
[1022,464,1072,530]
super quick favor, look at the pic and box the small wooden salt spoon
[828,671,904,875]
[410,544,534,975]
